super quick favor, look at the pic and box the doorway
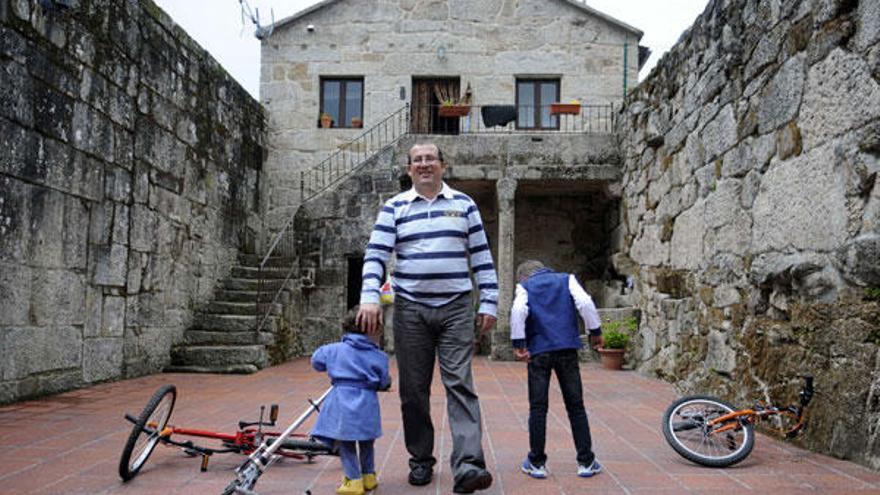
[411,77,460,135]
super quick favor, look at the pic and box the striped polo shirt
[360,182,499,317]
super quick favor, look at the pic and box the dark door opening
[346,255,365,310]
[411,77,460,135]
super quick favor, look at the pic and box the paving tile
[1,357,879,494]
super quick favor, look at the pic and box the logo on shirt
[443,210,463,218]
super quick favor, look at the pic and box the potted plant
[320,113,333,128]
[550,99,581,115]
[351,116,363,128]
[597,316,636,370]
[438,99,471,118]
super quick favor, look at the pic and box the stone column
[491,177,517,361]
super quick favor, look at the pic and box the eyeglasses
[410,156,440,165]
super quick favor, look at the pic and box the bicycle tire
[269,436,337,456]
[662,395,754,467]
[119,384,177,481]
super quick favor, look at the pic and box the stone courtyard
[2,357,880,495]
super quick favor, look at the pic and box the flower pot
[438,104,471,118]
[598,347,625,370]
[550,103,581,115]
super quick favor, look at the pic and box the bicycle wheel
[119,384,177,481]
[662,395,754,467]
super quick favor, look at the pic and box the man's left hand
[476,313,496,334]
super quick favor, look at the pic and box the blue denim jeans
[527,348,595,466]
[338,440,375,479]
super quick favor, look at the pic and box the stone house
[257,0,649,358]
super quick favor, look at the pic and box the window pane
[323,81,341,126]
[344,81,363,126]
[517,82,534,128]
[540,82,558,128]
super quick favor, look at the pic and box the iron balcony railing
[410,103,615,135]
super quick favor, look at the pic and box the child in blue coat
[311,305,392,495]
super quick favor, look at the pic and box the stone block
[26,188,64,268]
[752,143,847,252]
[700,104,737,162]
[0,262,30,326]
[62,196,89,269]
[101,295,126,337]
[88,201,112,246]
[0,60,33,127]
[83,285,102,338]
[111,203,130,246]
[33,79,74,143]
[92,243,128,287]
[0,326,82,380]
[757,54,805,134]
[670,200,706,270]
[82,338,123,383]
[800,48,880,151]
[30,269,85,326]
[837,234,880,286]
[105,165,132,203]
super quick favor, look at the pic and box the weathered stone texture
[0,0,265,404]
[620,0,880,470]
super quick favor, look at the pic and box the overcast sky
[152,0,709,99]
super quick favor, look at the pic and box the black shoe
[408,464,433,486]
[453,468,493,493]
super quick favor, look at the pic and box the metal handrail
[254,104,411,334]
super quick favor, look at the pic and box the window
[516,79,560,129]
[320,77,364,128]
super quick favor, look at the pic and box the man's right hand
[513,347,530,362]
[357,303,383,335]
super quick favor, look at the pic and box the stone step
[223,278,287,292]
[238,254,296,268]
[204,301,282,316]
[164,364,260,374]
[230,266,293,280]
[170,345,268,369]
[184,330,276,346]
[598,307,641,322]
[191,314,277,333]
[213,290,278,303]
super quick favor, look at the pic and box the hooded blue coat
[310,333,391,442]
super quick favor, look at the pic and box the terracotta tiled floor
[1,357,879,494]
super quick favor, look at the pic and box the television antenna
[239,0,275,40]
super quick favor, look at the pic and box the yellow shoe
[336,477,365,495]
[363,472,379,491]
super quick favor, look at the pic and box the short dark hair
[342,305,363,334]
[406,142,444,165]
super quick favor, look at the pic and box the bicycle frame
[708,376,813,438]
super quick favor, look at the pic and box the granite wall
[0,0,265,403]
[618,0,880,468]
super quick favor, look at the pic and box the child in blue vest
[311,305,392,495]
[509,260,604,479]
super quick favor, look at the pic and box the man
[510,260,604,480]
[357,143,497,494]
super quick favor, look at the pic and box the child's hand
[514,348,530,362]
[590,335,604,350]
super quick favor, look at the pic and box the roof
[271,0,643,39]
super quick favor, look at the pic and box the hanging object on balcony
[550,100,581,115]
[481,105,517,128]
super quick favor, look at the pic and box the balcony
[410,103,616,135]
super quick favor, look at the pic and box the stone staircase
[166,254,295,374]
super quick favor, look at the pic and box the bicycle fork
[223,387,332,495]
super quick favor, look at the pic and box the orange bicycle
[662,376,814,467]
